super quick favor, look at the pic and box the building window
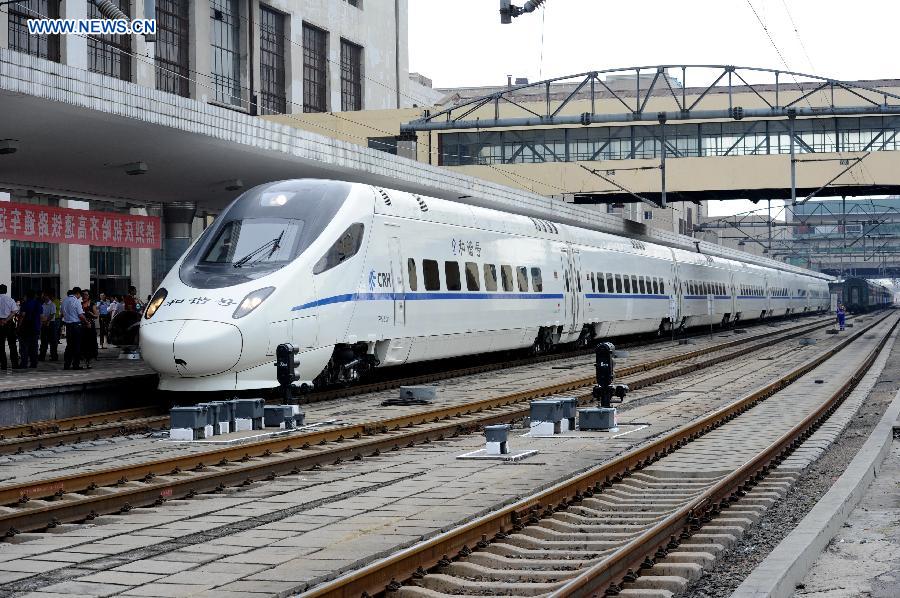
[210,0,242,107]
[258,5,286,115]
[88,0,131,81]
[91,246,132,296]
[8,0,60,62]
[11,241,59,300]
[302,23,327,113]
[644,210,653,220]
[340,39,363,111]
[155,0,190,97]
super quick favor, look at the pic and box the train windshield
[201,219,304,267]
[179,180,353,288]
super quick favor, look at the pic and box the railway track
[297,311,898,598]
[0,313,858,538]
[0,316,831,455]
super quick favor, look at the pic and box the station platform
[0,344,158,427]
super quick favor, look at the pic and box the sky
[407,0,899,218]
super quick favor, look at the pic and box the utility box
[399,386,436,402]
[484,424,510,455]
[169,405,210,441]
[579,407,618,431]
[207,401,233,434]
[233,398,264,431]
[558,397,578,432]
[197,402,221,436]
[264,405,296,429]
[530,399,564,435]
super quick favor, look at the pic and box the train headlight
[144,288,167,320]
[233,287,275,319]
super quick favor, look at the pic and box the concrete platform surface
[794,440,900,598]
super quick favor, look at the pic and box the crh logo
[369,269,393,290]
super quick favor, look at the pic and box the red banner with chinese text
[0,203,161,249]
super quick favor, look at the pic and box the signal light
[276,343,301,401]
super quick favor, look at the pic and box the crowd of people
[0,284,143,372]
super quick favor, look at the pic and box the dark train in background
[829,277,895,312]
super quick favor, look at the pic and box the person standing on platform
[123,286,137,313]
[62,288,86,370]
[108,296,119,319]
[52,292,62,357]
[0,284,19,371]
[81,290,98,368]
[837,304,847,331]
[18,290,41,369]
[39,291,58,361]
[97,293,111,350]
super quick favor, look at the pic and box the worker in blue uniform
[836,304,846,331]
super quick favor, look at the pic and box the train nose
[141,320,243,377]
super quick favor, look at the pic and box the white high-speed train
[140,179,831,392]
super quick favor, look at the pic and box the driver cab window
[313,223,365,274]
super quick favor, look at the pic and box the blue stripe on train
[585,293,669,300]
[292,291,565,311]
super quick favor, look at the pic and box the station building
[0,0,413,300]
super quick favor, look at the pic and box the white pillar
[0,193,10,288]
[133,0,156,88]
[60,0,88,69]
[190,0,211,101]
[0,3,9,50]
[58,199,90,294]
[286,9,302,111]
[130,207,153,299]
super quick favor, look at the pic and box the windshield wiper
[233,231,285,268]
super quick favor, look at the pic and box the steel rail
[0,315,838,536]
[0,316,828,456]
[552,313,898,598]
[0,316,828,500]
[297,311,895,598]
[0,406,163,440]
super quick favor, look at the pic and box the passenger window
[631,275,638,293]
[623,276,631,293]
[407,258,417,291]
[607,274,614,293]
[423,259,440,291]
[313,223,365,274]
[589,272,595,292]
[465,262,480,291]
[652,279,658,294]
[445,261,461,291]
[638,277,646,294]
[575,271,581,292]
[615,274,623,293]
[501,265,514,291]
[517,267,529,292]
[660,279,666,294]
[597,274,606,293]
[531,268,543,292]
[483,264,498,292]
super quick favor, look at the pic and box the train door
[560,246,582,336]
[670,259,682,326]
[388,237,405,327]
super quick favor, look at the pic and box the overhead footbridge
[400,66,900,207]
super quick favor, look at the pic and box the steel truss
[404,66,900,207]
